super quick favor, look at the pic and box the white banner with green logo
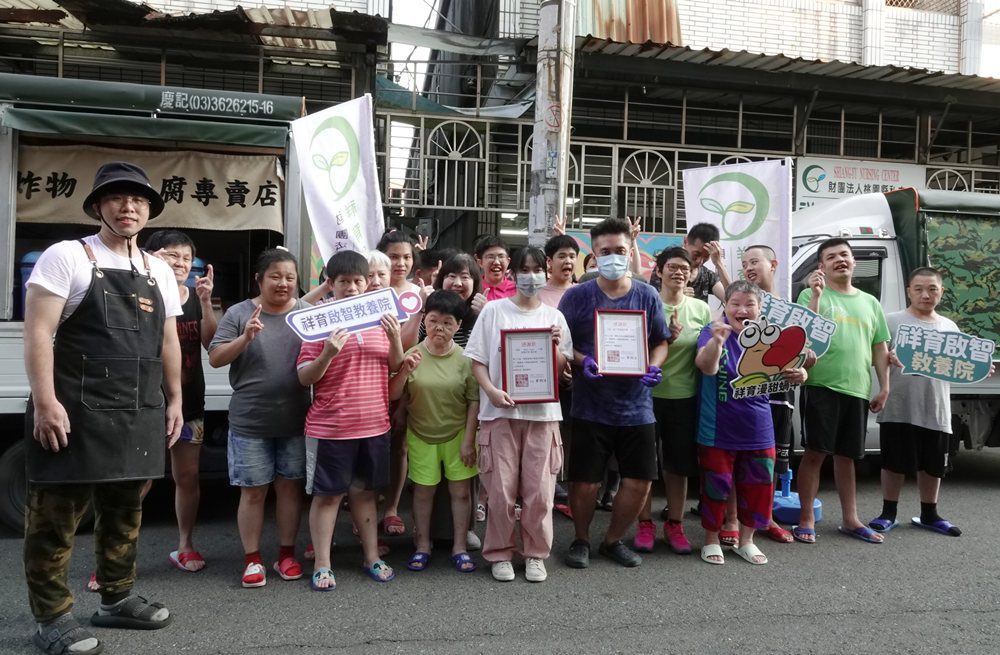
[291,94,384,261]
[795,157,925,210]
[682,159,793,300]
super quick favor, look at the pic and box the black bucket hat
[83,161,165,220]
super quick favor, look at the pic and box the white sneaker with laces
[525,558,547,582]
[491,560,515,582]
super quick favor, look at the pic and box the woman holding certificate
[464,246,573,583]
[694,281,807,566]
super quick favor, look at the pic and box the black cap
[82,161,165,220]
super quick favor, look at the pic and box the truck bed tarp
[1,107,288,149]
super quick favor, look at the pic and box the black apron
[26,240,167,483]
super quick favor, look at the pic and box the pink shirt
[537,283,571,309]
[297,327,391,439]
[482,276,516,301]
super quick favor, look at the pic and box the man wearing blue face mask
[557,218,671,569]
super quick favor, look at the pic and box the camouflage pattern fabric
[926,213,1000,350]
[24,481,144,623]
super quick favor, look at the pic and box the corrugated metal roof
[0,0,82,29]
[576,0,683,46]
[573,36,1000,95]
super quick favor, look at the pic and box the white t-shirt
[877,310,958,433]
[464,297,573,423]
[27,234,182,323]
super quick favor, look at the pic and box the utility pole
[527,0,576,246]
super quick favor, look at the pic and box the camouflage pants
[24,480,145,623]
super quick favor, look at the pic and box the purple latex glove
[582,355,603,380]
[639,365,662,387]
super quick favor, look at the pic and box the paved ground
[2,450,1000,655]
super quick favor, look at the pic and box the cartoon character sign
[731,316,807,398]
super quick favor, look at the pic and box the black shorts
[568,419,657,482]
[879,422,949,478]
[654,397,699,478]
[305,432,391,496]
[800,386,868,460]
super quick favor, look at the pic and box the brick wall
[676,0,961,72]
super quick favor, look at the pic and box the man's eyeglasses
[104,194,151,208]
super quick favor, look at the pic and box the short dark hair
[817,237,853,261]
[907,266,943,286]
[474,235,508,259]
[144,229,196,257]
[656,246,691,272]
[434,253,483,298]
[376,229,415,253]
[687,222,720,244]
[589,217,631,241]
[424,289,467,322]
[544,234,579,259]
[744,244,776,261]
[325,250,369,281]
[417,248,455,270]
[253,247,297,281]
[510,246,545,273]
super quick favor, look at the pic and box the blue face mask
[597,253,629,281]
[516,272,546,297]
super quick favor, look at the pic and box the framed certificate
[500,329,559,404]
[594,309,648,377]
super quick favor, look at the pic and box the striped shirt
[297,327,391,440]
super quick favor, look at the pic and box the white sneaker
[525,557,547,582]
[491,560,515,582]
[466,530,482,552]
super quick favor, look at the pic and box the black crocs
[90,595,172,630]
[33,614,103,655]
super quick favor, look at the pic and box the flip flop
[310,568,336,592]
[406,551,431,572]
[733,542,768,565]
[451,552,477,573]
[168,550,205,573]
[838,525,884,544]
[381,515,406,536]
[364,559,395,583]
[765,524,794,543]
[700,544,724,565]
[792,526,816,544]
[868,518,900,533]
[911,517,962,537]
[719,529,739,547]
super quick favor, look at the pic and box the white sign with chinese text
[291,95,384,260]
[682,159,793,299]
[894,325,995,384]
[16,145,283,231]
[286,288,422,342]
[795,157,926,210]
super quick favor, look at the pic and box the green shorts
[406,429,478,486]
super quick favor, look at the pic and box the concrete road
[2,450,1000,655]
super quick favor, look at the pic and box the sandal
[364,559,395,583]
[90,595,172,630]
[734,542,768,565]
[381,515,406,536]
[168,550,205,573]
[451,552,477,573]
[85,573,100,593]
[700,544,724,565]
[273,556,303,581]
[475,503,486,522]
[719,529,739,548]
[310,568,336,592]
[765,524,794,544]
[33,614,102,655]
[407,551,431,572]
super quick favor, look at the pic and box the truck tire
[0,441,27,532]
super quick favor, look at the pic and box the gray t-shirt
[209,298,311,438]
[876,310,957,433]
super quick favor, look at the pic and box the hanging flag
[682,159,793,300]
[291,94,384,260]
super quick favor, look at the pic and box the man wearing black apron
[22,162,183,655]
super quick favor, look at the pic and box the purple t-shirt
[696,324,774,450]
[558,278,669,426]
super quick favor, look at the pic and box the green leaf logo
[700,197,724,214]
[698,172,770,240]
[309,117,361,201]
